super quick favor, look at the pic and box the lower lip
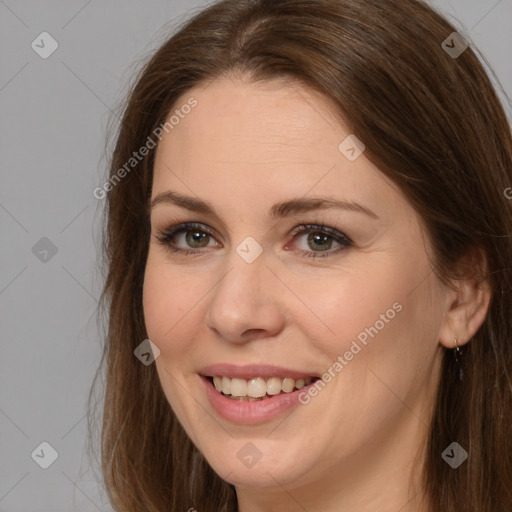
[200,375,316,424]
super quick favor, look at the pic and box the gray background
[1,1,510,510]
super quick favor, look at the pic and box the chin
[201,440,315,489]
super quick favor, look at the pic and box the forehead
[161,76,342,159]
[151,75,404,221]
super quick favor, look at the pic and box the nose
[204,247,285,343]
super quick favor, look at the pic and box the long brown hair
[88,0,512,510]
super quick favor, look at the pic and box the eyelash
[154,221,353,260]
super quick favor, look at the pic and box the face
[143,75,449,496]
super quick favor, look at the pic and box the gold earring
[454,335,463,382]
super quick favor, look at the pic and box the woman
[88,0,512,510]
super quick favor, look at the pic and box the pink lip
[198,363,318,380]
[200,375,317,424]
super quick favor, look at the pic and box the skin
[142,74,491,512]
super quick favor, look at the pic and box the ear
[438,247,492,350]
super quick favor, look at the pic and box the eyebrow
[150,190,379,220]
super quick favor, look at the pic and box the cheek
[304,250,441,399]
[142,255,194,351]
[293,258,421,357]
[327,271,442,418]
[142,257,204,431]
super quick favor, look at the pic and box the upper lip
[199,363,319,380]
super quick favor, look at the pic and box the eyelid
[154,222,219,247]
[154,219,352,258]
[290,223,351,243]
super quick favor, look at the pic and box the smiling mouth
[207,375,321,401]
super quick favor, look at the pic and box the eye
[154,222,219,256]
[288,222,352,259]
[154,221,352,259]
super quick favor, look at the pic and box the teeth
[281,377,295,392]
[227,395,261,401]
[230,378,247,397]
[266,377,282,395]
[221,376,231,395]
[295,378,305,389]
[247,378,267,398]
[211,375,315,398]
